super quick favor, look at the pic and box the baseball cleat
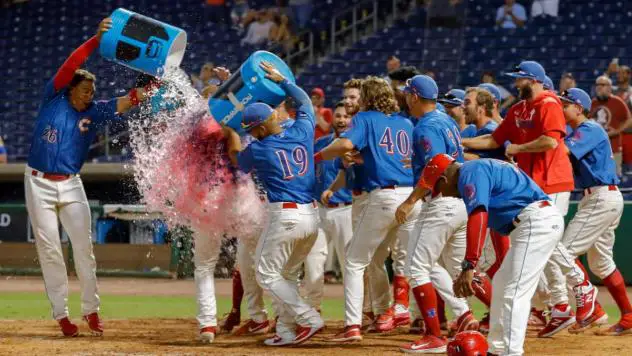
[453,311,479,335]
[569,302,609,334]
[329,325,362,342]
[400,334,447,354]
[199,326,217,343]
[538,305,576,338]
[375,304,411,332]
[219,308,241,333]
[293,318,325,345]
[410,317,425,334]
[264,333,295,346]
[83,312,103,336]
[528,308,547,329]
[595,313,632,336]
[233,319,270,336]
[574,282,598,322]
[58,317,79,337]
[479,313,490,334]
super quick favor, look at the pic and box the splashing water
[127,68,266,241]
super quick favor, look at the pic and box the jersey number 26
[276,146,309,180]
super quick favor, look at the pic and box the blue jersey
[314,134,353,204]
[565,120,619,189]
[458,159,550,235]
[341,111,414,191]
[460,124,477,138]
[334,157,365,192]
[28,80,121,174]
[467,120,505,160]
[412,109,464,184]
[237,81,316,204]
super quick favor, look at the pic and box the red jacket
[492,91,574,194]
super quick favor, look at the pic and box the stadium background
[0,1,632,354]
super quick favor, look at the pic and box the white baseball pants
[255,202,321,327]
[488,202,564,356]
[24,168,100,320]
[304,228,328,309]
[236,234,269,322]
[193,229,222,329]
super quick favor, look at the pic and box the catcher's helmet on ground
[447,330,488,356]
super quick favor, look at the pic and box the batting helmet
[447,331,488,356]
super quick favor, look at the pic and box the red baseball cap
[418,154,455,191]
[311,87,325,98]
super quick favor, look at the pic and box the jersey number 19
[276,146,309,180]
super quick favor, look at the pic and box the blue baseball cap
[543,75,554,91]
[241,102,275,131]
[559,88,591,112]
[505,60,546,83]
[402,75,439,100]
[438,89,465,107]
[477,83,502,102]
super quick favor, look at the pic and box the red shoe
[233,319,270,336]
[479,313,490,334]
[374,304,410,332]
[199,326,216,343]
[450,311,479,336]
[570,302,609,334]
[219,308,241,333]
[58,317,79,337]
[409,317,425,334]
[538,305,576,338]
[293,318,324,344]
[528,308,547,329]
[573,282,598,322]
[83,313,103,336]
[361,311,375,331]
[329,325,362,342]
[596,313,632,336]
[400,334,447,354]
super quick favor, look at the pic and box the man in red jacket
[462,61,577,337]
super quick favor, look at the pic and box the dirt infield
[0,277,630,355]
[0,319,630,356]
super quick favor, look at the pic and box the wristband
[314,151,324,164]
[461,259,476,271]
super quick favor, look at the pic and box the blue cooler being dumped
[209,51,295,135]
[99,8,187,77]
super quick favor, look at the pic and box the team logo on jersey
[41,126,57,143]
[591,106,612,130]
[78,117,92,133]
[464,184,476,200]
[423,137,432,152]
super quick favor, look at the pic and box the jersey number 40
[379,128,410,156]
[276,146,309,180]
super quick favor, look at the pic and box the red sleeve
[491,109,516,145]
[539,99,567,139]
[465,206,489,266]
[53,36,100,91]
[323,108,333,124]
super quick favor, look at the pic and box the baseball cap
[402,75,438,100]
[438,89,465,107]
[477,83,502,102]
[418,153,455,192]
[311,87,325,98]
[504,60,546,82]
[241,102,275,131]
[558,88,591,112]
[543,75,554,91]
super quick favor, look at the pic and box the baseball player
[427,154,564,356]
[394,75,479,353]
[315,76,417,341]
[463,61,576,335]
[438,89,471,135]
[461,87,505,161]
[556,88,632,335]
[478,83,504,123]
[223,62,323,346]
[24,18,149,337]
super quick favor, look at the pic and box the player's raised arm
[260,61,315,125]
[462,134,500,150]
[52,18,111,92]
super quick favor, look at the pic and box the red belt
[585,185,618,194]
[282,201,317,209]
[513,200,551,226]
[32,170,72,181]
[327,202,352,208]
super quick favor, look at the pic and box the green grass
[0,292,623,323]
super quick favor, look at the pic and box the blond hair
[344,78,363,90]
[466,87,495,117]
[360,76,399,115]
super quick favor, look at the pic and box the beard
[345,103,360,116]
[518,84,533,100]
